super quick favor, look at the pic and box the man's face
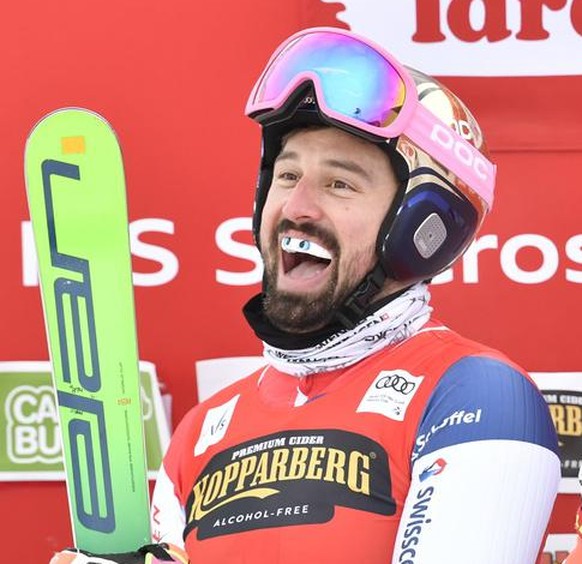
[259,126,399,333]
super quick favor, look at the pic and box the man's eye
[331,179,353,191]
[277,171,298,182]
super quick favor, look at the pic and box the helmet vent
[414,213,447,258]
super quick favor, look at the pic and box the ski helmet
[246,27,495,326]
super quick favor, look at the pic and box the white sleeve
[392,440,560,563]
[150,463,187,549]
[392,356,561,563]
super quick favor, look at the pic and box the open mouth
[280,236,333,279]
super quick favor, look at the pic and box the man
[52,27,560,563]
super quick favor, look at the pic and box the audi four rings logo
[375,374,417,395]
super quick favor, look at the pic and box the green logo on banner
[0,363,169,479]
[6,384,61,465]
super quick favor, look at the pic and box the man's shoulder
[413,343,558,460]
[412,319,513,361]
[370,319,521,381]
[411,320,535,388]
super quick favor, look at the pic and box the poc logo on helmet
[430,122,489,181]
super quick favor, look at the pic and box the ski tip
[25,107,117,148]
[24,107,123,171]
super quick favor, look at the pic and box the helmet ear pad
[377,178,479,282]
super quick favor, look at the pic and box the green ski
[24,108,150,552]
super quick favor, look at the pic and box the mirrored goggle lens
[252,31,407,129]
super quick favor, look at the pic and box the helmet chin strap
[332,262,388,329]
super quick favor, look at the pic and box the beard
[262,268,340,333]
[261,220,366,333]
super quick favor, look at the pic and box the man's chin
[263,290,335,334]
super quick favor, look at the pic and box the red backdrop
[1,0,581,561]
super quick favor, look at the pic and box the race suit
[151,320,560,563]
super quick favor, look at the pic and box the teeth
[281,236,332,260]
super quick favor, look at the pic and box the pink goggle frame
[246,27,495,209]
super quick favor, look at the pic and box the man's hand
[49,543,188,564]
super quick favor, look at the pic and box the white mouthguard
[281,236,332,260]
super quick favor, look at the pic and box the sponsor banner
[0,361,170,481]
[532,372,582,493]
[324,0,582,76]
[184,429,393,540]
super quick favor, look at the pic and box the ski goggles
[246,27,495,209]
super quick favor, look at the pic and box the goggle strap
[403,103,495,209]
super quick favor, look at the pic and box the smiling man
[260,126,400,332]
[51,26,560,564]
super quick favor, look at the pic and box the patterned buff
[262,283,432,376]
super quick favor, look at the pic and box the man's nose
[281,177,324,223]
